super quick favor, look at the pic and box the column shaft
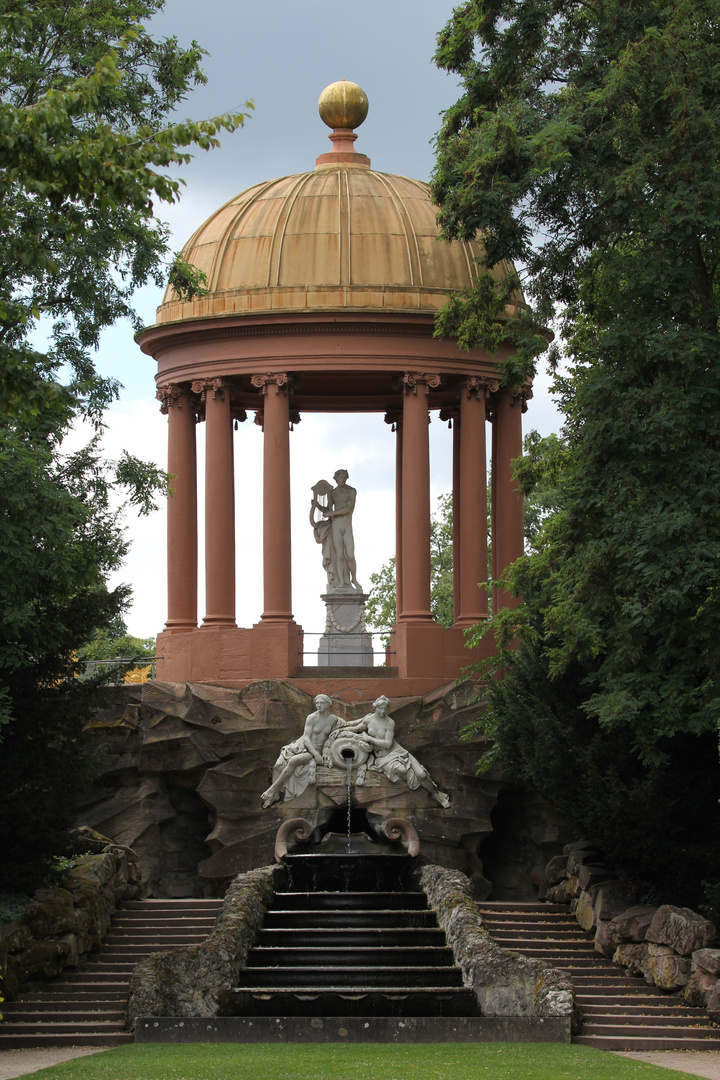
[202,382,236,627]
[451,411,461,625]
[494,388,525,611]
[395,419,404,619]
[161,386,197,632]
[399,375,436,621]
[456,385,488,626]
[257,376,293,621]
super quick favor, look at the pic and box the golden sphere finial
[318,80,368,130]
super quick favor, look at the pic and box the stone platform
[135,1015,570,1043]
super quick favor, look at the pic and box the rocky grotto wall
[77,679,574,898]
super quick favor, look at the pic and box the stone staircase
[0,898,222,1049]
[478,901,720,1051]
[220,890,480,1018]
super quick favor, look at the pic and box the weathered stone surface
[14,940,70,982]
[683,969,718,1008]
[565,875,580,898]
[611,905,657,943]
[0,834,147,1002]
[614,943,651,980]
[126,865,281,1030]
[595,919,623,958]
[707,979,720,1024]
[693,949,720,977]
[646,905,716,956]
[566,847,601,877]
[420,865,580,1033]
[646,943,692,989]
[1,920,32,953]
[576,890,598,932]
[577,865,613,892]
[78,680,575,898]
[23,889,76,938]
[594,881,637,922]
[545,855,569,886]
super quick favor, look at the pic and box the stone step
[235,966,464,989]
[477,903,568,911]
[56,971,132,984]
[220,987,481,1018]
[121,899,222,909]
[0,1033,133,1049]
[0,1021,127,1035]
[265,910,437,929]
[273,892,428,911]
[581,1004,707,1016]
[13,992,126,1004]
[247,947,455,968]
[1,1009,125,1022]
[106,920,213,928]
[573,1034,720,1051]
[105,930,211,941]
[582,1010,716,1028]
[257,928,446,948]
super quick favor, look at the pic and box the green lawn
[26,1043,702,1080]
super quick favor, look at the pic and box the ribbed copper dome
[156,164,515,325]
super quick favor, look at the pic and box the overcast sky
[89,0,564,646]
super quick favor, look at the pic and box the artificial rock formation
[420,865,579,1032]
[126,865,281,1031]
[0,827,147,1001]
[77,680,571,899]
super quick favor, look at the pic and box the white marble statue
[260,694,343,808]
[310,469,362,592]
[343,695,451,807]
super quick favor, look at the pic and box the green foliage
[78,626,156,674]
[366,494,455,640]
[0,891,32,925]
[0,0,249,891]
[437,0,720,904]
[0,0,251,424]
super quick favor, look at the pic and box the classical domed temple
[138,80,530,697]
[76,86,570,911]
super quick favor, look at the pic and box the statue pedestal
[318,591,374,667]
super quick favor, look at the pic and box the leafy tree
[434,0,720,904]
[0,1,251,890]
[366,494,454,637]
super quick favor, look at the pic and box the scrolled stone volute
[381,816,420,857]
[274,817,314,862]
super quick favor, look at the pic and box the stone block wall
[0,827,147,1001]
[543,841,720,1023]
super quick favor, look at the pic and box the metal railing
[299,629,395,668]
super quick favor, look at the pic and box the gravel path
[614,1052,720,1078]
[0,1048,108,1079]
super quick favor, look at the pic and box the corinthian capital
[401,371,441,395]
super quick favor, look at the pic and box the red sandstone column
[456,378,489,627]
[399,372,438,622]
[157,384,197,632]
[451,409,461,625]
[253,373,293,622]
[385,411,403,619]
[493,387,526,611]
[194,378,236,628]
